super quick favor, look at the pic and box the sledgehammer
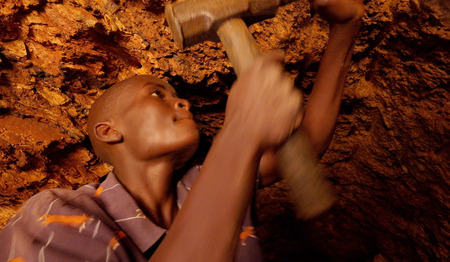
[165,0,335,219]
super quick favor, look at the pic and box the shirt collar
[96,172,166,253]
[95,166,201,253]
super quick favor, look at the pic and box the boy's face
[115,76,199,167]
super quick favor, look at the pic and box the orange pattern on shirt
[240,226,256,246]
[39,214,92,227]
[8,258,26,262]
[110,230,127,250]
[94,186,104,197]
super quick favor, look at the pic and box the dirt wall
[0,0,448,261]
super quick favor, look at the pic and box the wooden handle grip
[217,18,335,219]
[217,18,260,76]
[277,129,335,219]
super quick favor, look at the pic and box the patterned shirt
[0,166,262,262]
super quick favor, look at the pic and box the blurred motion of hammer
[165,0,335,219]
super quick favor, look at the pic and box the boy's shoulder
[3,182,100,233]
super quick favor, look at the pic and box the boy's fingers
[291,88,304,130]
[263,51,285,63]
[251,52,285,73]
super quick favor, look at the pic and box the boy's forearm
[151,124,260,262]
[258,21,362,186]
[301,21,361,155]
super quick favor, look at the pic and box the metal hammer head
[165,0,293,49]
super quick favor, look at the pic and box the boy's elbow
[309,133,334,158]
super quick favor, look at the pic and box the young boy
[0,0,364,261]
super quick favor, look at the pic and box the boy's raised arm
[301,0,364,155]
[151,55,302,261]
[259,0,364,185]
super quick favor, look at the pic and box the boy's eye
[150,90,164,99]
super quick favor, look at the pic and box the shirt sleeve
[0,190,127,262]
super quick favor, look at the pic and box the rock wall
[0,0,448,261]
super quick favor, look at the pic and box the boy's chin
[175,142,199,169]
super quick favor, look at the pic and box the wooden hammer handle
[217,18,260,77]
[217,18,335,219]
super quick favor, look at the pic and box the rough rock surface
[0,0,448,261]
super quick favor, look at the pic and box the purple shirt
[0,166,262,261]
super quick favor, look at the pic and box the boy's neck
[113,159,179,229]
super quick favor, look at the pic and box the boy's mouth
[174,111,194,122]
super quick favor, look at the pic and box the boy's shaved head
[87,75,165,163]
[88,78,129,163]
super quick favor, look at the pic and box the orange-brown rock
[0,0,448,261]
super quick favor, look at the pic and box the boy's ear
[94,122,123,143]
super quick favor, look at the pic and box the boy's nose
[174,98,190,110]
